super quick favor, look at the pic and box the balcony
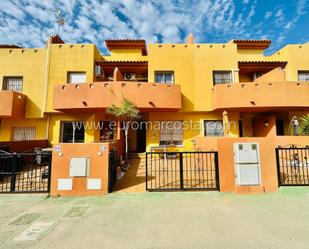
[0,91,26,118]
[53,81,181,112]
[212,81,309,111]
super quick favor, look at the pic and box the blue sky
[0,0,308,54]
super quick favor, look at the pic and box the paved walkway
[114,156,146,193]
[1,188,309,248]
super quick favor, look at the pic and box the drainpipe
[42,38,51,115]
[231,69,239,83]
[45,113,50,140]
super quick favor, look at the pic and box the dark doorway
[136,121,146,153]
[238,120,243,137]
[276,119,284,135]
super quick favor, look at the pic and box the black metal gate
[146,151,219,191]
[108,148,119,193]
[0,152,52,193]
[276,146,309,186]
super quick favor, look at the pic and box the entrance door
[276,119,284,135]
[136,121,146,153]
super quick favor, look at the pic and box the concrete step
[128,152,146,159]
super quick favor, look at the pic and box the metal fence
[0,152,52,193]
[108,148,119,193]
[146,151,219,191]
[276,146,309,186]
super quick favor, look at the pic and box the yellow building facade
[0,35,308,153]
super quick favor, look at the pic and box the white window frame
[67,72,86,84]
[204,120,224,137]
[155,71,174,84]
[298,71,309,82]
[213,71,233,85]
[12,127,36,141]
[159,120,183,146]
[3,77,23,93]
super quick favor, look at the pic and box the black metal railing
[0,152,52,193]
[276,146,309,186]
[146,151,219,191]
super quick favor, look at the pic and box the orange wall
[194,136,309,193]
[50,143,110,196]
[212,81,309,111]
[252,114,276,137]
[0,91,26,118]
[53,81,181,112]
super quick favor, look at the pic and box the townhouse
[0,35,308,195]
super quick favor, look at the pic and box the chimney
[186,33,194,44]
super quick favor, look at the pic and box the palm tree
[107,96,140,162]
[300,114,309,135]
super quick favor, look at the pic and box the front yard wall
[194,136,309,193]
[50,143,110,196]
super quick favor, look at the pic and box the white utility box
[69,157,90,177]
[234,143,261,185]
[57,178,73,190]
[87,178,102,190]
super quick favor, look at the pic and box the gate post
[145,153,148,190]
[179,153,184,190]
[275,148,281,187]
[214,152,220,191]
[10,153,17,192]
[47,153,52,193]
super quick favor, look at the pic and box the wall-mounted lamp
[58,152,63,157]
[264,121,269,127]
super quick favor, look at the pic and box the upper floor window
[298,71,309,82]
[213,71,232,85]
[60,121,85,143]
[155,71,174,84]
[204,120,224,137]
[159,120,183,146]
[3,77,23,93]
[67,72,86,84]
[12,127,35,141]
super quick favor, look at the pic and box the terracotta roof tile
[0,44,21,48]
[96,60,148,63]
[232,39,271,50]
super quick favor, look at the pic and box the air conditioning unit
[124,73,136,81]
[95,65,104,77]
[253,72,264,80]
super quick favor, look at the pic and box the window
[155,71,174,84]
[67,72,86,84]
[100,121,116,141]
[60,121,85,143]
[3,77,23,93]
[12,127,35,141]
[204,120,224,137]
[159,121,183,146]
[298,71,309,82]
[213,71,232,85]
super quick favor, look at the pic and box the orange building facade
[0,35,309,195]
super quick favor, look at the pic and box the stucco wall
[194,136,309,193]
[50,143,110,196]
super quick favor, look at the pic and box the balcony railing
[53,81,181,111]
[0,91,26,118]
[211,81,309,111]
